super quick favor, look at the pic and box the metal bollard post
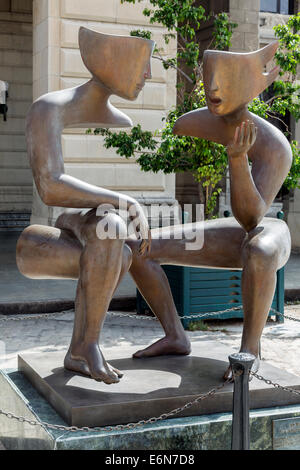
[229,352,256,450]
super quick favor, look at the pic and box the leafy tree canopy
[89,2,300,218]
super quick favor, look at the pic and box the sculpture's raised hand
[227,121,257,158]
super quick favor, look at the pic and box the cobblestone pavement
[1,305,300,451]
[1,305,300,375]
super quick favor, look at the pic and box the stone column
[230,0,260,52]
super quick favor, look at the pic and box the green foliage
[270,14,300,124]
[91,3,300,215]
[248,97,270,119]
[285,141,300,190]
[92,2,236,218]
[274,14,300,78]
[186,320,210,332]
[130,29,152,40]
[96,124,157,159]
[213,12,239,51]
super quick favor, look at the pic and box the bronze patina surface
[125,42,292,380]
[17,28,154,384]
[17,36,292,384]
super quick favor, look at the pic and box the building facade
[0,0,299,247]
[0,0,177,228]
[177,0,300,249]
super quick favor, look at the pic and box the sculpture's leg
[128,218,291,371]
[223,222,291,379]
[57,210,131,383]
[64,240,132,379]
[127,218,245,359]
[17,217,132,383]
[130,256,191,358]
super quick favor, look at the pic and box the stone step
[0,211,30,231]
[0,65,32,84]
[0,49,32,68]
[0,33,32,51]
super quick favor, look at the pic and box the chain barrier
[0,379,231,434]
[0,304,236,434]
[250,371,300,397]
[0,306,243,323]
[1,304,300,435]
[270,308,300,323]
[1,369,300,434]
[110,305,245,322]
[0,310,72,322]
[2,305,299,323]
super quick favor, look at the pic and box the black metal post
[229,352,256,450]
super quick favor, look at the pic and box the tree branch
[153,54,194,84]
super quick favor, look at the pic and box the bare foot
[64,349,123,380]
[64,350,91,376]
[223,356,260,382]
[133,336,191,359]
[66,343,122,384]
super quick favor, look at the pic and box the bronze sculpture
[17,30,292,383]
[17,28,154,384]
[126,42,292,379]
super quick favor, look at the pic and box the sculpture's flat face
[203,52,245,116]
[79,28,155,101]
[203,43,280,117]
[120,51,152,100]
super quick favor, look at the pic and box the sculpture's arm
[26,100,150,253]
[173,108,215,141]
[227,120,292,232]
[228,127,265,232]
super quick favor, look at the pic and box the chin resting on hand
[227,120,257,159]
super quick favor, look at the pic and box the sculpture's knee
[243,237,279,271]
[16,225,81,279]
[82,213,127,243]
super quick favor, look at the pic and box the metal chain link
[270,308,300,323]
[0,304,232,434]
[1,305,300,323]
[110,305,244,321]
[2,369,300,434]
[250,371,300,397]
[0,304,300,434]
[0,379,231,434]
[0,305,244,323]
[0,310,72,322]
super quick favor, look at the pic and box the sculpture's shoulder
[26,89,71,128]
[250,112,293,167]
[173,107,218,140]
[25,90,72,170]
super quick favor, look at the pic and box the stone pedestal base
[1,341,300,450]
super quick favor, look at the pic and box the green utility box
[137,211,285,328]
[136,265,284,328]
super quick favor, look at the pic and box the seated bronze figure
[17,28,153,384]
[126,41,292,380]
[17,30,291,383]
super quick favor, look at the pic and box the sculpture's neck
[64,78,132,129]
[221,105,251,128]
